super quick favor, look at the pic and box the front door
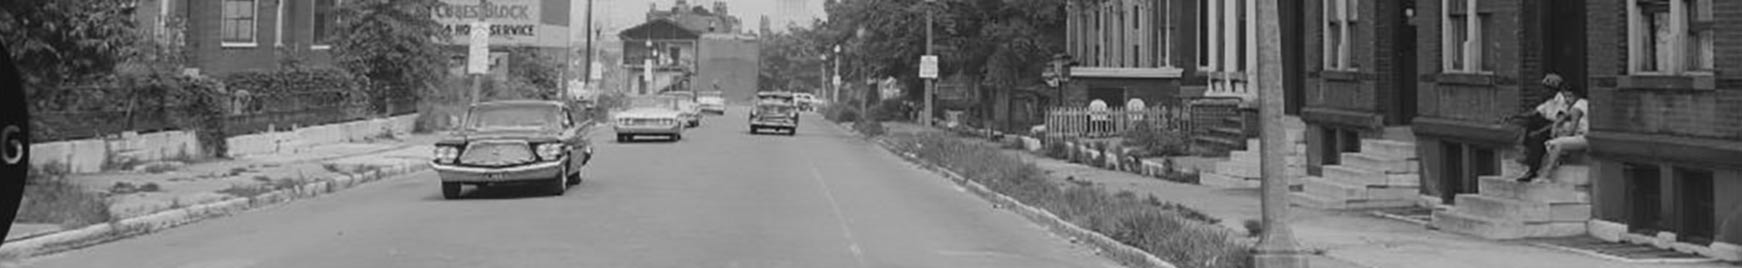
[1542,0,1589,94]
[1390,1,1419,125]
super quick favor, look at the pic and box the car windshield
[467,105,560,130]
[628,97,678,110]
[756,104,794,114]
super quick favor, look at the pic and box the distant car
[749,101,799,135]
[757,91,795,106]
[614,95,687,142]
[431,100,593,199]
[793,92,819,111]
[697,91,726,115]
[660,91,703,127]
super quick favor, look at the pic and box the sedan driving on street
[749,100,799,135]
[613,95,687,142]
[431,100,593,199]
[698,90,726,115]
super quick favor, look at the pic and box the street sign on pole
[467,21,492,74]
[919,55,939,79]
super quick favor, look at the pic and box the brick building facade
[1062,0,1188,108]
[1583,0,1742,259]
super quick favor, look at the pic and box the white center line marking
[806,159,868,268]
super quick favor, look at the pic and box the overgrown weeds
[17,179,113,229]
[885,132,1251,268]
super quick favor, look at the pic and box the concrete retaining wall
[225,114,417,158]
[29,131,203,174]
[30,114,418,173]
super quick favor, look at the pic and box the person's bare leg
[1537,141,1563,183]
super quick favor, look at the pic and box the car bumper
[752,121,797,128]
[431,160,563,183]
[615,125,683,135]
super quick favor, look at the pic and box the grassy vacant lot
[884,132,1253,268]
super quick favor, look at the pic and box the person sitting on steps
[1504,74,1581,183]
[1535,95,1587,183]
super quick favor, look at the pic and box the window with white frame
[312,0,339,49]
[221,0,258,46]
[1441,0,1486,73]
[1324,0,1357,70]
[1628,0,1714,75]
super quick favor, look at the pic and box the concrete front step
[1340,152,1419,174]
[1450,194,1592,223]
[1360,139,1418,160]
[1246,138,1307,151]
[1290,191,1417,210]
[1200,172,1261,188]
[1229,151,1307,166]
[1323,165,1421,187]
[1430,210,1587,240]
[1545,165,1591,186]
[1301,176,1419,202]
[1215,161,1305,179]
[1477,176,1588,203]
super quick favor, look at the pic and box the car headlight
[536,143,566,161]
[433,146,461,163]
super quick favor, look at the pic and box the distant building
[619,1,760,103]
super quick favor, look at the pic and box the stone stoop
[1430,165,1594,240]
[1199,132,1307,189]
[1291,138,1422,210]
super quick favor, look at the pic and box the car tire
[566,168,582,186]
[786,127,797,136]
[672,133,683,141]
[442,182,462,199]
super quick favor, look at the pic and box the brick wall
[186,0,339,76]
[1586,0,1742,140]
[1416,0,1532,124]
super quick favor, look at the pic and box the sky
[572,0,828,39]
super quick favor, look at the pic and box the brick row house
[135,0,350,75]
[1271,0,1742,261]
[1058,0,1310,188]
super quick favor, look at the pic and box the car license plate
[486,173,503,179]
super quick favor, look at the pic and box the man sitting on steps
[1504,74,1580,183]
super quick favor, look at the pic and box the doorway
[1542,0,1589,95]
[1389,1,1419,125]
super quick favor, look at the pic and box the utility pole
[583,0,595,85]
[1254,0,1305,267]
[921,0,935,127]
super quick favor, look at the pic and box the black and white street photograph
[2,0,1741,267]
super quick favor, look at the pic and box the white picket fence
[1042,106,1190,139]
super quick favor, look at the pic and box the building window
[1675,167,1715,244]
[1628,0,1714,75]
[222,0,258,47]
[312,0,339,49]
[1234,0,1247,72]
[1197,0,1212,69]
[1626,163,1665,234]
[1324,0,1357,70]
[1441,0,1485,73]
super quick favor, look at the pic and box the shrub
[17,180,112,228]
[885,133,1252,268]
[1244,219,1264,237]
[1123,124,1192,158]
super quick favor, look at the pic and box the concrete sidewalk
[5,133,439,259]
[883,122,1736,268]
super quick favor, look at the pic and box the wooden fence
[1042,106,1190,139]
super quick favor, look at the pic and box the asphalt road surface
[22,106,1122,268]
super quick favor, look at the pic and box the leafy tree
[0,0,142,92]
[328,0,449,115]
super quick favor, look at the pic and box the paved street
[18,107,1121,268]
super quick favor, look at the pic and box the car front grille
[458,141,535,166]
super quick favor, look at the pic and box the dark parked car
[431,100,594,199]
[749,100,799,135]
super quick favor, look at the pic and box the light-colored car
[749,101,799,135]
[793,92,820,111]
[431,100,593,199]
[661,91,703,127]
[697,91,726,115]
[613,95,687,142]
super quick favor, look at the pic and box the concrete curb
[831,121,1177,268]
[0,161,429,259]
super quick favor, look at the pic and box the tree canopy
[803,0,1066,102]
[329,0,450,107]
